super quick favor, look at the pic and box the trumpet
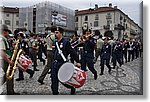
[71,33,95,48]
[6,39,23,80]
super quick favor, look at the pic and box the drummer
[51,27,81,95]
[15,32,34,81]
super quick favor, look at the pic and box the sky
[0,0,143,27]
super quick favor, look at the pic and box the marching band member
[122,39,128,63]
[127,39,135,62]
[15,32,34,81]
[38,26,55,85]
[0,24,20,95]
[51,27,81,95]
[28,33,39,71]
[80,29,98,80]
[94,32,104,64]
[100,37,112,75]
[70,32,79,64]
[112,40,123,69]
[37,35,45,65]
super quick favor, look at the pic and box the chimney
[109,3,112,7]
[95,4,98,9]
[114,6,117,9]
[75,9,78,13]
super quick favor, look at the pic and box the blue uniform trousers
[81,56,97,75]
[51,61,74,95]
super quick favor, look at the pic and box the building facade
[19,1,75,36]
[75,3,143,40]
[0,6,19,33]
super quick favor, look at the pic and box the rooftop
[0,6,19,13]
[75,6,116,16]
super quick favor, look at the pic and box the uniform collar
[0,35,7,41]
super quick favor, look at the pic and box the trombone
[71,33,95,48]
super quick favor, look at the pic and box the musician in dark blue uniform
[100,37,112,75]
[134,40,140,59]
[112,40,123,69]
[127,39,135,62]
[122,39,128,63]
[81,29,97,80]
[15,32,34,81]
[70,32,79,64]
[51,27,81,95]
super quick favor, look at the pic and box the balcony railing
[106,15,112,19]
[103,25,110,30]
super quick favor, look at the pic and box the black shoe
[48,71,51,74]
[94,72,97,80]
[7,92,20,95]
[83,69,88,72]
[119,64,122,67]
[100,73,103,76]
[108,68,111,74]
[43,60,45,65]
[71,87,76,95]
[34,69,39,71]
[29,72,34,78]
[38,80,44,85]
[16,78,24,81]
[113,66,116,69]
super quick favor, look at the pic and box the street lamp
[51,11,58,26]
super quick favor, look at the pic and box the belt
[47,50,53,51]
[54,60,63,62]
[84,51,92,54]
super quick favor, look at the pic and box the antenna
[90,0,92,8]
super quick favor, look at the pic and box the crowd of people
[0,24,143,95]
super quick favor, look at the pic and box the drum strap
[56,42,67,62]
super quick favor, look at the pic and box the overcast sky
[0,0,143,27]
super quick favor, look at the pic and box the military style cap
[50,26,57,32]
[56,27,64,33]
[18,31,26,38]
[85,29,91,33]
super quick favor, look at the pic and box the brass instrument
[6,39,23,80]
[71,33,95,48]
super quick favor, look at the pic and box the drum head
[58,62,74,83]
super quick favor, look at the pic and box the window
[6,13,9,17]
[16,14,19,17]
[107,20,112,25]
[85,16,88,21]
[120,15,123,20]
[16,21,19,26]
[75,17,78,22]
[0,20,2,24]
[94,21,99,27]
[75,23,78,28]
[106,13,112,19]
[95,14,99,20]
[126,24,128,29]
[5,20,11,25]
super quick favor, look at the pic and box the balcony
[114,24,125,31]
[106,15,112,19]
[103,25,110,30]
[130,29,137,35]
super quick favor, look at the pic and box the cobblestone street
[1,57,143,95]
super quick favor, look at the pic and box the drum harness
[55,41,67,62]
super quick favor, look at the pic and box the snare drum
[17,54,32,72]
[58,62,86,88]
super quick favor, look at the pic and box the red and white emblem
[58,63,86,88]
[17,54,32,71]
